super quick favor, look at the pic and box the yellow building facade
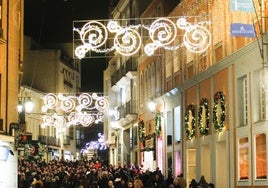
[0,0,24,187]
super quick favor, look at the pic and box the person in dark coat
[142,170,154,188]
[189,179,198,188]
[153,172,165,188]
[198,175,209,188]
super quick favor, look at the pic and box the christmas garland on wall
[155,112,162,136]
[213,91,226,131]
[198,98,209,136]
[138,120,145,141]
[184,104,196,140]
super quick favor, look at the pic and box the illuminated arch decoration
[73,16,211,58]
[41,93,109,128]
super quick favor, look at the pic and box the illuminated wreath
[198,98,209,136]
[213,91,226,131]
[184,104,196,140]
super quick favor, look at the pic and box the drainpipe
[5,0,9,135]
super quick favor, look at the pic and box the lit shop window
[255,133,267,179]
[239,137,249,180]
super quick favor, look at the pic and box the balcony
[117,100,138,126]
[63,135,70,145]
[111,58,137,87]
[38,135,60,147]
[64,79,73,88]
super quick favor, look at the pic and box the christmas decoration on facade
[73,16,211,58]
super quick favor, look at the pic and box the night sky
[24,0,110,92]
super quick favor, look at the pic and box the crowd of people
[18,158,213,188]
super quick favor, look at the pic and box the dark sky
[24,0,110,92]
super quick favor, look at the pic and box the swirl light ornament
[145,18,177,55]
[73,16,211,58]
[177,18,211,53]
[41,93,109,128]
[74,21,108,58]
[107,21,142,56]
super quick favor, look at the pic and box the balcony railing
[111,58,137,86]
[64,80,73,88]
[118,100,137,119]
[63,135,70,145]
[38,135,60,147]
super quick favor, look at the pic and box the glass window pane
[256,133,267,179]
[239,137,249,180]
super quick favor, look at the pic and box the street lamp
[17,98,34,114]
[148,100,157,112]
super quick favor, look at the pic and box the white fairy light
[144,18,177,55]
[73,16,212,58]
[41,93,109,128]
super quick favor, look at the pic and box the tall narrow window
[239,137,249,180]
[167,110,172,146]
[156,58,161,96]
[243,78,248,125]
[174,106,181,142]
[237,76,248,126]
[256,133,267,179]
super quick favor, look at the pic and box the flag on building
[230,0,254,13]
[230,23,255,37]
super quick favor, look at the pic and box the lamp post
[17,97,33,125]
[15,97,34,152]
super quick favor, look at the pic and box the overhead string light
[73,16,212,58]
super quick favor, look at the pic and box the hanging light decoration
[73,16,211,58]
[41,93,109,128]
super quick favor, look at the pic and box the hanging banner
[230,23,255,37]
[230,0,254,13]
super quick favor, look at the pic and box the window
[255,133,267,179]
[166,51,172,78]
[252,70,264,122]
[156,57,161,95]
[174,106,181,142]
[173,51,180,73]
[239,137,249,180]
[199,53,207,72]
[214,42,223,62]
[237,76,248,126]
[167,110,172,146]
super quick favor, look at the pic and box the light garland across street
[41,93,109,128]
[73,16,212,58]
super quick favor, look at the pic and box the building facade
[104,0,268,187]
[0,0,24,187]
[20,36,81,161]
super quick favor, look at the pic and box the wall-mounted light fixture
[148,100,157,113]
